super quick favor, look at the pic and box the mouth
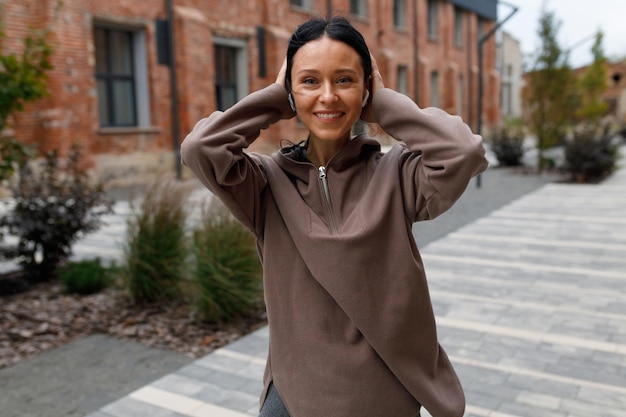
[314,111,345,121]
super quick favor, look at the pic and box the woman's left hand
[360,53,384,123]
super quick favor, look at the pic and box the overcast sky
[498,0,626,68]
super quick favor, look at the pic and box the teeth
[317,113,341,119]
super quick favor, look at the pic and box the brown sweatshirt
[181,83,488,417]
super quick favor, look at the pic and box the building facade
[1,0,500,181]
[498,31,523,122]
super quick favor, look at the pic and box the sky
[498,0,626,68]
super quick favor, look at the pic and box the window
[430,71,439,107]
[427,0,438,40]
[94,26,149,128]
[454,7,463,47]
[290,0,313,8]
[215,46,238,111]
[501,82,512,116]
[350,0,367,17]
[397,65,408,95]
[214,38,249,111]
[394,0,406,28]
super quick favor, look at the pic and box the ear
[362,90,370,108]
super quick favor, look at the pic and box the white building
[498,31,524,122]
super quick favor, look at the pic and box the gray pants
[258,383,290,417]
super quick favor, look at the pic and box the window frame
[94,26,137,128]
[393,0,407,29]
[397,65,409,96]
[427,0,439,40]
[93,23,150,130]
[350,0,368,18]
[213,37,249,111]
[289,0,314,10]
[454,7,464,48]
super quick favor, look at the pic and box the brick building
[573,59,626,124]
[1,0,500,182]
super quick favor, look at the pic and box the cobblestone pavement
[80,152,626,417]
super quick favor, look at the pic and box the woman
[182,16,487,417]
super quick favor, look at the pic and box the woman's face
[290,36,367,145]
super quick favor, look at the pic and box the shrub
[0,143,113,282]
[0,138,34,183]
[59,257,112,295]
[563,125,618,182]
[123,178,190,304]
[490,124,525,166]
[191,204,263,322]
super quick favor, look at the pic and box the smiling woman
[181,16,488,417]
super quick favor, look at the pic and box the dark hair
[285,16,372,92]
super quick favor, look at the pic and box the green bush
[123,178,190,304]
[0,143,113,282]
[59,257,112,295]
[563,125,618,182]
[191,204,263,322]
[490,124,525,166]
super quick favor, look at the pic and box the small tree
[0,143,114,282]
[0,6,54,181]
[576,31,609,123]
[524,7,577,171]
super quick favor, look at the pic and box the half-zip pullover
[181,83,488,417]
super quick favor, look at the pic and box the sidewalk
[81,155,626,417]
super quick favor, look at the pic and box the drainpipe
[166,0,182,180]
[476,1,518,187]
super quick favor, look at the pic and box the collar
[271,134,382,182]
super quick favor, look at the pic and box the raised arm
[180,81,295,234]
[372,89,487,222]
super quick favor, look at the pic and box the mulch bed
[0,277,267,369]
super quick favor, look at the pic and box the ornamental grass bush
[123,178,191,304]
[191,203,263,323]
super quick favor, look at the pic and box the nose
[319,82,338,103]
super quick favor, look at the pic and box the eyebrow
[295,68,361,76]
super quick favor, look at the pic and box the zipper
[318,166,339,234]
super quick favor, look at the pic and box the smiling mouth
[315,112,344,120]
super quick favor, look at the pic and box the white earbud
[362,90,370,107]
[288,93,296,112]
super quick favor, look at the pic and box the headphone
[362,90,370,107]
[288,93,296,112]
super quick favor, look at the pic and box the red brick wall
[2,0,500,161]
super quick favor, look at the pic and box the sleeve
[180,83,295,236]
[372,88,488,222]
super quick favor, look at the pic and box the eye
[337,76,353,84]
[302,78,317,85]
